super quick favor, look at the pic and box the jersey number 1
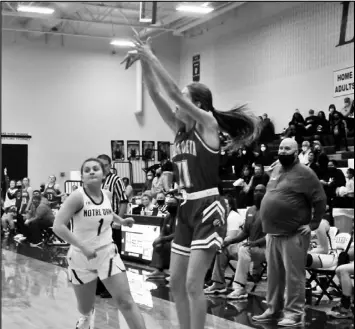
[175,160,192,189]
[97,218,104,236]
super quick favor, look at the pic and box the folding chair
[250,262,267,293]
[225,260,237,287]
[306,232,353,305]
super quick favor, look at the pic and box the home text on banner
[333,66,354,98]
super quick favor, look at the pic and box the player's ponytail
[211,105,261,152]
[186,82,260,152]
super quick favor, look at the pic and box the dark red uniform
[44,184,60,205]
[171,127,226,256]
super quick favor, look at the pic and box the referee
[96,154,128,298]
[98,154,128,250]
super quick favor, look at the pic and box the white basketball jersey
[71,187,113,250]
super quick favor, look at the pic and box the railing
[112,144,174,184]
[64,180,83,194]
[112,161,133,184]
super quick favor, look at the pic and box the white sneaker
[75,309,95,329]
[30,242,43,248]
[227,286,248,300]
[14,234,23,240]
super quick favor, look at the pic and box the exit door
[1,144,28,181]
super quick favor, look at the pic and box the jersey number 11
[175,160,192,189]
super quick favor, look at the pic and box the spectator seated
[306,232,353,305]
[329,243,354,319]
[237,164,269,208]
[305,109,320,137]
[204,195,245,294]
[205,186,266,300]
[146,196,179,280]
[333,168,354,208]
[24,195,55,247]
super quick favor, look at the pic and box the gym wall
[2,32,180,189]
[179,2,354,133]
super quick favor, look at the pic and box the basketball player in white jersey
[53,158,146,329]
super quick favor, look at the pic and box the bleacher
[220,137,354,196]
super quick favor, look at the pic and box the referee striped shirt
[101,173,128,215]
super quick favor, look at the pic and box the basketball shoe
[75,308,95,329]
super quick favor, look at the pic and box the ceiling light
[176,4,214,14]
[110,39,135,47]
[17,5,55,15]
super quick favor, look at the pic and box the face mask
[242,150,247,155]
[302,147,308,152]
[135,199,142,205]
[156,200,165,206]
[278,153,296,167]
[16,185,22,189]
[167,205,178,214]
[328,167,336,172]
[260,147,266,152]
[147,175,153,180]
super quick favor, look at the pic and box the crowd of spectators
[1,99,353,320]
[284,99,354,150]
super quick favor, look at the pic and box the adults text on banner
[333,66,354,98]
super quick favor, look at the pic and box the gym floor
[1,238,352,329]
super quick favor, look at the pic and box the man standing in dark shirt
[252,138,326,327]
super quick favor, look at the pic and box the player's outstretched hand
[123,217,135,228]
[132,37,155,61]
[81,245,97,260]
[120,51,140,70]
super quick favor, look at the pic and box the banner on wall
[333,66,354,98]
[111,140,125,161]
[193,54,200,82]
[157,141,171,161]
[142,141,155,161]
[127,140,140,160]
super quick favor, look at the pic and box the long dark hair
[186,83,260,151]
[224,194,237,212]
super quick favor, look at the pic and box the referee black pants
[96,228,122,295]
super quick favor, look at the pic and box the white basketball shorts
[67,243,126,285]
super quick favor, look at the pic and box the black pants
[96,228,122,294]
[16,214,29,236]
[27,218,53,244]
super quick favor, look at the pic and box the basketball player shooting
[122,37,260,329]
